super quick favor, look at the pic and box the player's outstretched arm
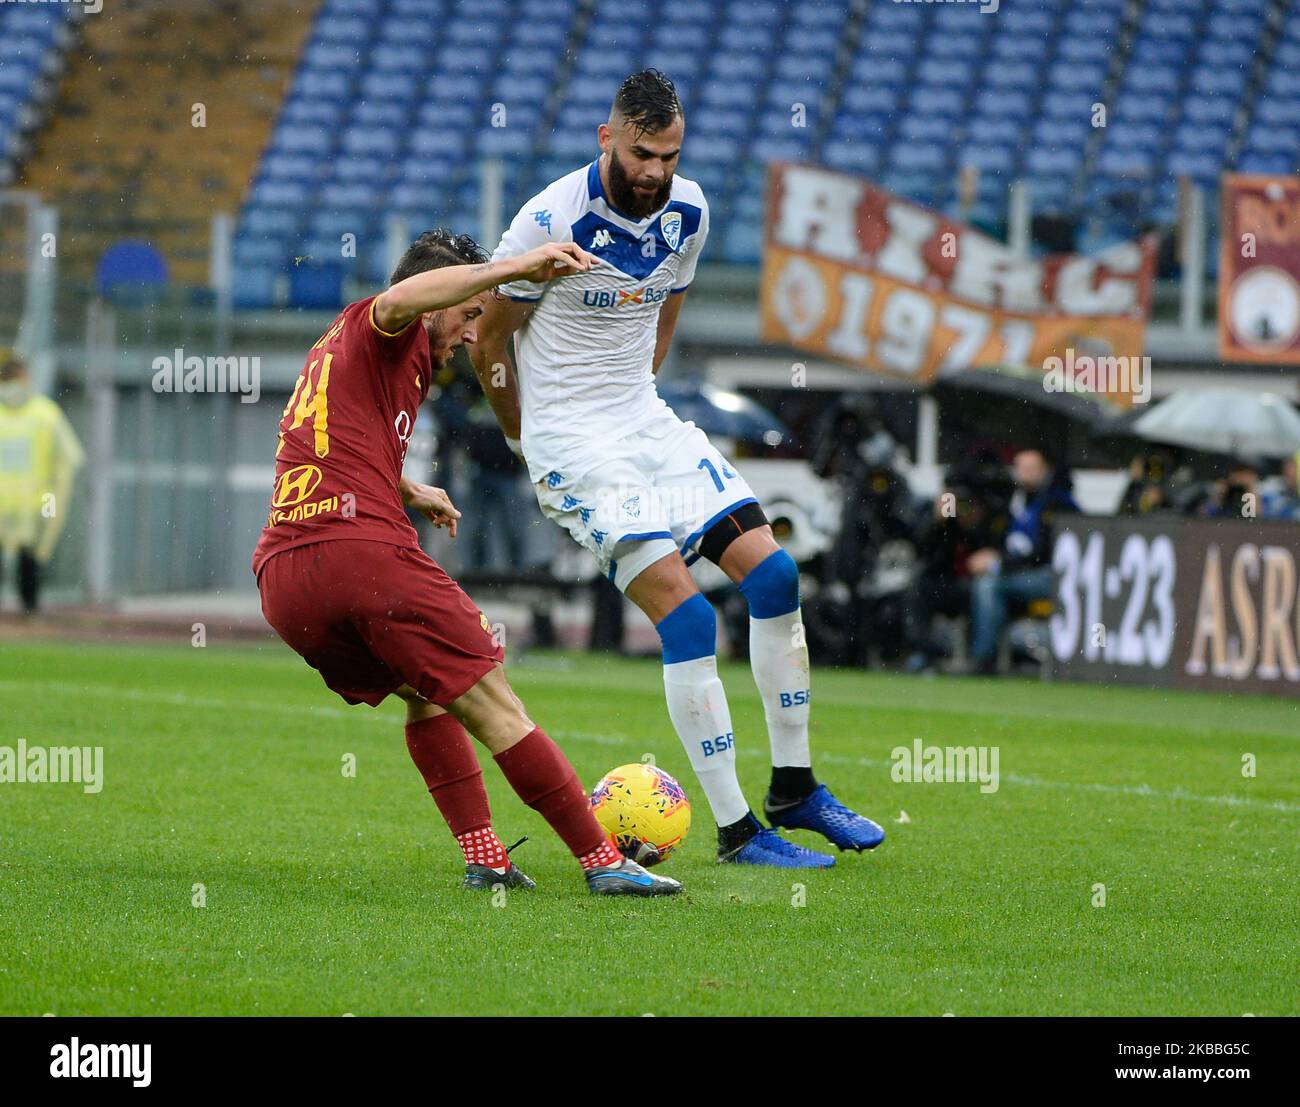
[373,243,594,336]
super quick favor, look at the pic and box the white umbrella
[1131,388,1300,458]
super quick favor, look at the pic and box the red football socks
[455,826,509,871]
[405,714,498,856]
[493,726,610,861]
[577,839,623,871]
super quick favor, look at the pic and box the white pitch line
[2,679,1296,815]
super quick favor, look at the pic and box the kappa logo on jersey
[273,464,323,508]
[581,286,671,308]
[661,211,682,252]
[590,229,613,249]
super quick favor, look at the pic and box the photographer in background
[807,394,914,663]
[1199,458,1262,520]
[1261,454,1300,521]
[1118,451,1175,516]
[965,448,1078,676]
[902,454,1011,674]
[811,393,908,593]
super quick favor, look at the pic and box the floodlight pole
[210,211,233,350]
[83,298,116,604]
[381,214,405,281]
[480,157,504,250]
[209,212,235,589]
[1008,181,1032,259]
[1178,179,1206,332]
[2,190,58,395]
[916,394,939,471]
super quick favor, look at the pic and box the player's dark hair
[613,69,682,136]
[389,228,489,286]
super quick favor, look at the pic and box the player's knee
[405,699,444,725]
[655,592,716,663]
[396,685,443,724]
[612,536,679,594]
[699,501,769,567]
[737,548,800,619]
[448,667,533,752]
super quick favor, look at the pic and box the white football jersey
[490,159,709,482]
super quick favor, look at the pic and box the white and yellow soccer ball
[589,763,691,867]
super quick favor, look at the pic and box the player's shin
[493,727,622,870]
[657,593,752,830]
[738,549,817,802]
[405,714,511,871]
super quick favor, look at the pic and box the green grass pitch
[1,638,1295,1016]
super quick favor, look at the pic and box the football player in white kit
[471,70,884,868]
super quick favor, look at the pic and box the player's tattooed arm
[400,476,461,537]
[653,289,688,375]
[373,244,595,335]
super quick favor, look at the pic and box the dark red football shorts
[257,539,504,707]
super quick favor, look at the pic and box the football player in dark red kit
[254,228,680,896]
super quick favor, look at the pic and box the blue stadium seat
[242,208,303,238]
[249,180,313,207]
[234,238,290,267]
[960,145,1018,174]
[1025,146,1084,176]
[823,140,881,176]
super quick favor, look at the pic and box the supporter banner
[1050,515,1300,697]
[760,163,1156,403]
[1219,174,1300,364]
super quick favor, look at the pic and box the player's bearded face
[422,310,454,368]
[608,142,674,218]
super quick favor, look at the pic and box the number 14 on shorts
[698,457,736,491]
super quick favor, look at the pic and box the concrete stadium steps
[18,0,319,286]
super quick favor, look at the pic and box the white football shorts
[532,411,759,592]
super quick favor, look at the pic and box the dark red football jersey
[252,296,431,575]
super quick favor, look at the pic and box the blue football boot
[765,785,885,851]
[718,824,836,868]
[585,857,683,896]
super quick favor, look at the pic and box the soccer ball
[590,763,691,867]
